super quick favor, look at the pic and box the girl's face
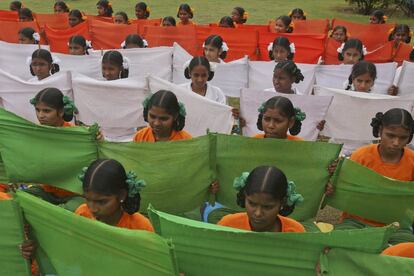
[31,57,51,80]
[35,102,64,127]
[245,192,282,232]
[114,15,127,24]
[178,10,190,23]
[352,72,374,92]
[342,48,362,65]
[148,106,176,139]
[291,13,304,20]
[275,19,287,33]
[97,5,106,16]
[272,45,289,62]
[162,20,174,27]
[69,15,81,27]
[231,9,241,24]
[262,107,294,139]
[332,29,346,43]
[272,69,294,93]
[18,34,34,44]
[204,44,221,62]
[379,125,411,156]
[68,43,86,55]
[394,31,409,44]
[84,190,125,225]
[189,64,209,90]
[102,62,121,81]
[54,5,65,13]
[135,8,146,19]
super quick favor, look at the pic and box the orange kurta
[254,134,304,141]
[75,203,154,232]
[177,21,196,26]
[41,121,76,198]
[342,144,414,226]
[133,126,192,142]
[382,243,414,258]
[217,212,305,232]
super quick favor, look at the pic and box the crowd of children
[1,0,414,273]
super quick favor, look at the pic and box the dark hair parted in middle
[371,108,414,143]
[143,90,186,131]
[102,50,129,78]
[184,56,214,81]
[257,96,302,136]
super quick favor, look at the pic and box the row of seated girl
[4,87,413,265]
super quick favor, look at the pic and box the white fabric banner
[247,61,316,95]
[240,88,333,141]
[147,75,233,137]
[314,85,414,141]
[0,41,50,81]
[0,69,72,122]
[396,61,414,98]
[315,63,397,94]
[72,73,149,141]
[172,43,248,97]
[54,53,102,79]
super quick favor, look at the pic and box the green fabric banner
[0,154,8,183]
[320,248,414,275]
[214,134,342,220]
[0,199,30,276]
[148,206,394,276]
[98,137,214,214]
[0,108,98,194]
[326,159,414,226]
[16,191,179,276]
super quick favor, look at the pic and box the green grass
[1,0,413,27]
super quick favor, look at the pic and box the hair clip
[337,43,345,54]
[122,56,130,69]
[233,172,249,191]
[267,42,274,52]
[32,32,40,42]
[221,41,229,52]
[289,43,296,53]
[142,39,148,47]
[120,40,126,48]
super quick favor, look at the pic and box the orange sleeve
[253,134,265,138]
[75,203,94,219]
[133,127,154,142]
[382,243,414,258]
[175,130,192,140]
[287,135,304,141]
[136,214,155,232]
[279,216,306,232]
[217,213,251,231]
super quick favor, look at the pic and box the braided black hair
[184,56,214,81]
[276,16,293,33]
[18,27,37,44]
[338,39,365,61]
[32,88,74,122]
[274,60,304,84]
[102,50,129,79]
[135,2,150,18]
[236,166,295,216]
[269,36,294,60]
[69,35,90,55]
[82,159,141,215]
[29,49,60,76]
[371,108,414,143]
[257,96,302,136]
[204,35,227,60]
[345,61,377,91]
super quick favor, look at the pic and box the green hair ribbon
[125,171,146,198]
[257,103,265,113]
[62,96,78,115]
[29,97,37,105]
[78,166,88,182]
[142,94,153,109]
[286,180,304,206]
[233,172,250,191]
[294,107,306,122]
[178,102,187,117]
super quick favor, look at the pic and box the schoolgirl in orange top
[388,24,412,48]
[231,7,248,25]
[75,159,154,231]
[177,3,195,26]
[254,96,305,140]
[289,8,306,20]
[96,0,113,17]
[218,166,305,233]
[134,90,192,142]
[135,2,150,19]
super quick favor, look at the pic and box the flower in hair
[233,172,250,191]
[62,96,78,115]
[337,43,345,54]
[221,42,229,52]
[86,40,92,49]
[122,56,130,69]
[267,42,274,52]
[289,22,294,29]
[32,32,40,42]
[142,94,153,108]
[286,181,304,206]
[289,43,296,53]
[362,45,368,55]
[29,97,37,105]
[125,171,146,197]
[243,12,248,19]
[26,56,32,66]
[120,40,126,48]
[190,7,195,13]
[52,55,61,65]
[182,59,191,70]
[78,166,88,182]
[209,62,217,72]
[294,107,306,122]
[108,2,112,8]
[288,11,292,17]
[410,31,413,38]
[143,39,148,47]
[257,103,265,113]
[383,15,388,22]
[178,102,187,117]
[304,12,308,17]
[82,15,88,20]
[146,7,151,13]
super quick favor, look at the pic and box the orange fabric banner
[86,15,114,24]
[393,42,413,66]
[292,19,330,34]
[143,25,198,55]
[131,18,162,34]
[0,20,41,43]
[236,24,271,33]
[89,19,138,50]
[45,22,90,54]
[0,10,18,22]
[258,32,326,63]
[365,41,394,63]
[34,13,69,30]
[331,19,395,50]
[324,38,342,65]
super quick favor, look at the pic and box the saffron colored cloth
[133,126,192,142]
[382,243,414,258]
[326,158,414,226]
[75,203,154,232]
[148,205,394,276]
[217,212,305,232]
[15,191,179,276]
[253,133,304,141]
